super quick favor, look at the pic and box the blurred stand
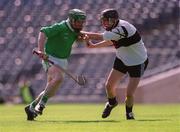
[0,88,5,104]
[18,76,35,104]
[0,0,179,103]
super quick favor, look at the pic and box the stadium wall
[116,67,180,103]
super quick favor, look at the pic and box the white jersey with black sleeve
[103,19,148,66]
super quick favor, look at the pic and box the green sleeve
[40,23,62,38]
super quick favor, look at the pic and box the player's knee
[51,75,64,85]
[55,76,63,84]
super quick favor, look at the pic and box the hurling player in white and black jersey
[82,9,148,120]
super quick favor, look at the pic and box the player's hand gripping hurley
[32,48,86,86]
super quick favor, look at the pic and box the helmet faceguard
[100,9,119,31]
[68,9,86,32]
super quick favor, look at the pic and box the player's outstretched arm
[80,31,103,40]
[87,40,113,48]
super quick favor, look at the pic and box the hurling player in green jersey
[25,9,86,121]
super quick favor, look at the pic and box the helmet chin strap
[73,28,82,32]
[105,19,119,31]
[70,19,84,32]
[72,24,83,32]
[69,23,80,32]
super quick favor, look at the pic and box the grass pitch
[0,103,179,132]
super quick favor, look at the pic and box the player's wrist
[37,47,44,53]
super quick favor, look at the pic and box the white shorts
[42,55,68,73]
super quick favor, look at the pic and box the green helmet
[68,9,86,21]
[68,9,86,32]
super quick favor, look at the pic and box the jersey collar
[66,19,75,32]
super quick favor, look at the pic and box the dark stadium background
[0,0,179,104]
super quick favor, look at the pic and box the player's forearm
[81,31,103,40]
[38,32,47,52]
[87,40,112,48]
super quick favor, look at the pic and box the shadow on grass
[37,120,120,123]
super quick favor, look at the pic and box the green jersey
[40,20,79,59]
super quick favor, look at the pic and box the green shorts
[42,55,68,73]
